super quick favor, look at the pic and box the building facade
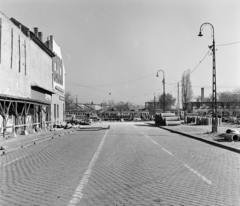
[0,11,65,137]
[45,36,66,124]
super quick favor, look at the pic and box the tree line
[65,92,134,111]
[181,69,240,109]
[65,69,239,112]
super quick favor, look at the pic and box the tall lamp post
[156,70,165,113]
[198,22,217,133]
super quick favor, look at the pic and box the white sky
[1,0,240,105]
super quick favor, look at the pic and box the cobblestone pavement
[0,130,107,206]
[0,122,240,206]
[79,123,240,206]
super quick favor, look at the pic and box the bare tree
[181,69,193,110]
[65,91,74,110]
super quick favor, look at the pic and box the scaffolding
[0,94,51,138]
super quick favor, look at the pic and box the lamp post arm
[199,22,215,39]
[156,69,165,113]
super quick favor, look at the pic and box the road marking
[151,140,158,145]
[139,129,211,185]
[184,164,212,185]
[162,148,173,155]
[144,135,150,139]
[3,154,28,167]
[143,133,174,156]
[68,129,109,206]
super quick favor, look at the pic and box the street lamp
[156,70,165,113]
[198,22,218,133]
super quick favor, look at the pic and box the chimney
[26,30,30,38]
[45,36,50,48]
[201,88,204,102]
[49,35,53,51]
[38,32,43,41]
[34,27,38,37]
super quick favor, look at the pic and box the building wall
[0,11,56,135]
[0,11,67,128]
[29,39,52,93]
[0,11,53,102]
[0,12,30,97]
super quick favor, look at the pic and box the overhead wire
[67,80,111,94]
[216,41,240,47]
[165,39,240,86]
[66,73,156,89]
[66,39,239,100]
[91,73,156,87]
[165,48,211,86]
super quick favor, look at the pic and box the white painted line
[184,164,212,185]
[144,135,150,139]
[3,154,28,167]
[68,129,109,206]
[162,148,173,155]
[151,140,158,145]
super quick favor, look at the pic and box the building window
[24,40,27,75]
[54,104,56,120]
[63,103,65,121]
[11,28,13,68]
[57,104,59,118]
[18,34,21,72]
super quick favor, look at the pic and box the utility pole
[156,70,165,113]
[177,83,180,116]
[198,22,217,133]
[76,95,78,110]
[154,93,156,114]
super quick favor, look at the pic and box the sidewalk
[0,128,76,155]
[0,124,110,155]
[159,123,240,154]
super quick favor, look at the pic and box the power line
[66,73,156,88]
[91,73,156,87]
[165,40,240,86]
[66,39,239,101]
[165,49,211,85]
[67,81,111,94]
[216,40,240,47]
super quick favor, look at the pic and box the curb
[159,126,240,154]
[0,129,76,156]
[78,126,110,131]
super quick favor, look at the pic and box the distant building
[65,103,99,121]
[184,101,240,116]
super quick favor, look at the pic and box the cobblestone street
[1,123,240,206]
